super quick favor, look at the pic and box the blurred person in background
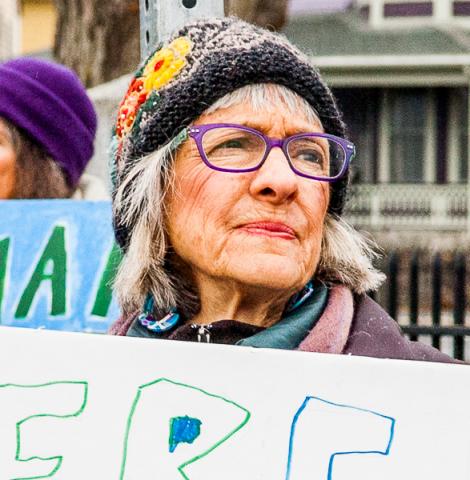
[0,58,108,200]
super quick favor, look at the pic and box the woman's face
[166,101,330,294]
[0,119,16,199]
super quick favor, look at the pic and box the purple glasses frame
[187,123,355,182]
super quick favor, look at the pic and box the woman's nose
[249,146,299,205]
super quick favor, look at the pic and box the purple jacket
[343,295,457,363]
[294,285,458,363]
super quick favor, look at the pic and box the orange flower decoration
[116,78,147,138]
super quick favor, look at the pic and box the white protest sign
[0,326,468,479]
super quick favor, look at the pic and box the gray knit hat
[111,16,348,249]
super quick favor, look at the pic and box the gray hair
[113,83,385,316]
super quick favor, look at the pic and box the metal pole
[387,251,399,321]
[409,250,419,342]
[431,253,441,350]
[139,0,225,60]
[453,252,466,360]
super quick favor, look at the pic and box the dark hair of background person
[4,119,73,199]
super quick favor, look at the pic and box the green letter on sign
[0,237,10,321]
[15,226,67,318]
[91,243,122,317]
[0,381,88,479]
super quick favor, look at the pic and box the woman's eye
[215,138,245,149]
[297,149,323,164]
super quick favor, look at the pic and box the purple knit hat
[0,58,97,187]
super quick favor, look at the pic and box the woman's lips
[238,222,297,240]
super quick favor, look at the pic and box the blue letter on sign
[285,396,395,480]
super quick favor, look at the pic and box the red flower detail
[116,76,151,139]
[154,59,165,72]
[129,78,144,95]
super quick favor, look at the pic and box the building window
[336,87,467,185]
[445,88,469,183]
[435,88,448,184]
[359,5,370,20]
[383,2,433,17]
[334,88,379,184]
[459,123,468,181]
[453,1,470,16]
[389,89,427,183]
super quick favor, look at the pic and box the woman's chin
[229,253,309,291]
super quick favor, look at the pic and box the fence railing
[373,250,470,361]
[346,184,469,230]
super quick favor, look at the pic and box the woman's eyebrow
[237,120,320,136]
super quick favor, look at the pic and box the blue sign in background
[0,200,120,332]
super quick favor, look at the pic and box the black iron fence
[372,251,470,361]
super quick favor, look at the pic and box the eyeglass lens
[201,127,346,179]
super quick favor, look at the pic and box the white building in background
[356,0,470,28]
[0,0,20,60]
[286,0,470,242]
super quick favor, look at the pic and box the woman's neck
[190,276,293,328]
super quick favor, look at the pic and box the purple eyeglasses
[188,123,355,182]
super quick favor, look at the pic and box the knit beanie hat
[111,17,349,250]
[0,58,97,188]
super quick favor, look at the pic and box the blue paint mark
[169,416,202,453]
[285,396,395,480]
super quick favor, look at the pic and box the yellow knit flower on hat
[143,37,192,91]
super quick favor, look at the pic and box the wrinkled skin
[0,119,16,199]
[166,102,330,327]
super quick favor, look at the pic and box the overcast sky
[288,0,353,15]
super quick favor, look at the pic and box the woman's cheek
[167,167,219,254]
[299,186,328,273]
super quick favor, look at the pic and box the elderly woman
[0,58,107,199]
[110,17,455,363]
